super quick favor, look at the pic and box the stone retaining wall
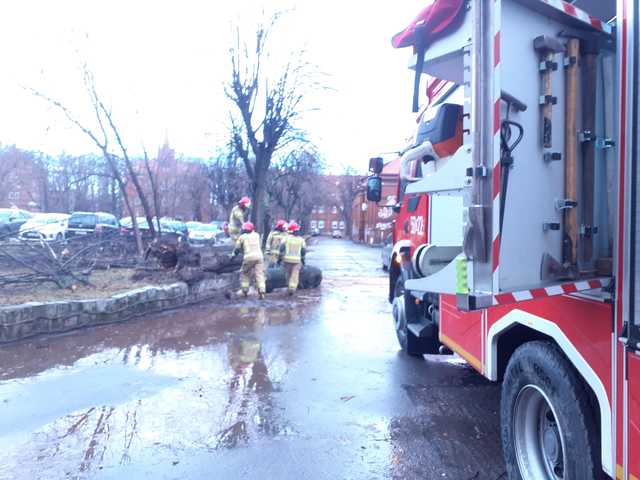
[0,273,238,344]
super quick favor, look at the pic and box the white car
[19,213,70,242]
[188,223,218,245]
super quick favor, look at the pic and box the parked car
[19,213,70,242]
[0,208,32,238]
[162,218,188,237]
[381,233,393,271]
[209,220,225,231]
[332,229,343,239]
[66,212,120,239]
[188,223,218,246]
[120,217,186,240]
[185,221,201,232]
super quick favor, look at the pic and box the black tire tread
[501,340,601,480]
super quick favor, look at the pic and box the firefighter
[228,196,251,241]
[265,219,288,266]
[278,222,306,295]
[232,222,266,299]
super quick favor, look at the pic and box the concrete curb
[0,273,238,344]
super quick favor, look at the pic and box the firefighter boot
[258,292,265,300]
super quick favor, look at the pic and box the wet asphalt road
[0,239,505,480]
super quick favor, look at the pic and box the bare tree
[226,14,319,233]
[267,147,324,222]
[30,65,156,254]
[142,147,162,221]
[207,147,248,220]
[331,167,362,239]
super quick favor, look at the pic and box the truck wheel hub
[392,296,406,331]
[542,427,558,460]
[514,385,566,480]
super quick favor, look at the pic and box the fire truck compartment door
[430,194,464,246]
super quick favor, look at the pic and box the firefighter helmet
[275,219,287,231]
[242,222,254,233]
[287,222,300,233]
[239,196,251,207]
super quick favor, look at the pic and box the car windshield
[32,214,61,224]
[69,213,97,227]
[0,212,12,222]
[192,224,216,232]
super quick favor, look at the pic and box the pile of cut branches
[0,236,139,290]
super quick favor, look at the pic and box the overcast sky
[0,0,427,173]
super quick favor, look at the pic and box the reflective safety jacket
[266,231,287,258]
[228,205,246,235]
[235,231,263,262]
[279,235,306,264]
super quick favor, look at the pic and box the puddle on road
[0,289,330,479]
[0,363,177,437]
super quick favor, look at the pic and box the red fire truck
[366,1,638,479]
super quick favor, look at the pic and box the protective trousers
[284,262,301,291]
[240,259,265,294]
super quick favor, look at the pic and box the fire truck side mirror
[366,176,382,203]
[368,157,384,174]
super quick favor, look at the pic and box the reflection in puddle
[0,298,316,479]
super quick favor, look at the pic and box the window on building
[8,191,19,201]
[312,207,317,214]
[318,220,325,230]
[339,221,345,230]
[311,220,317,229]
[331,206,337,214]
[318,206,325,214]
[331,220,338,230]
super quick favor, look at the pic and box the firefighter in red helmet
[228,196,251,241]
[278,221,306,295]
[265,219,288,266]
[232,221,266,299]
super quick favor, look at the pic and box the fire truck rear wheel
[501,341,600,480]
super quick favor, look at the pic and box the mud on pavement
[0,239,505,480]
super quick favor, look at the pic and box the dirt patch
[0,268,175,306]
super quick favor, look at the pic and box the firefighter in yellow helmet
[278,222,306,295]
[265,219,288,266]
[228,196,251,241]
[232,222,266,299]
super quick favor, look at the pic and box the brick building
[308,175,360,236]
[351,157,400,245]
[0,147,44,211]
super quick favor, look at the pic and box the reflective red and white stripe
[492,278,611,305]
[539,0,613,34]
[492,0,502,292]
[426,78,453,106]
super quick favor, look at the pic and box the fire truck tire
[501,341,600,480]
[392,277,425,357]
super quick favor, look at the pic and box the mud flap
[407,322,441,355]
[399,262,441,355]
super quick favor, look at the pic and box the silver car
[381,233,393,270]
